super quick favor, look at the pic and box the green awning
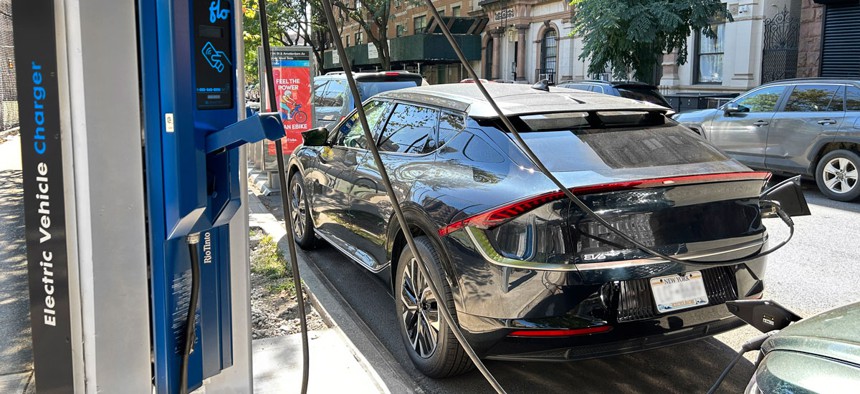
[324,33,481,70]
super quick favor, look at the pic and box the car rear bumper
[469,305,745,361]
[442,232,766,359]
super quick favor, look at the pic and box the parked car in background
[558,80,672,108]
[674,78,860,201]
[288,84,773,378]
[745,301,860,393]
[312,71,425,129]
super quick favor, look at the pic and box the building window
[540,29,558,72]
[452,6,461,17]
[396,24,406,37]
[355,31,362,45]
[695,22,725,83]
[414,15,426,33]
[345,35,350,47]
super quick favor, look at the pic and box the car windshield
[616,87,671,107]
[495,112,729,171]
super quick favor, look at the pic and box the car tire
[815,150,860,202]
[395,236,473,378]
[288,172,319,249]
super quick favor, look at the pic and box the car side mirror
[726,300,802,333]
[760,175,811,218]
[301,127,329,147]
[723,102,742,115]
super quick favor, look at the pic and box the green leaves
[570,0,731,83]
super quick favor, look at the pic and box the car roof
[375,83,668,118]
[761,78,860,87]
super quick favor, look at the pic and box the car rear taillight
[507,326,612,338]
[384,72,400,76]
[438,172,771,237]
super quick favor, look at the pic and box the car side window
[336,100,390,149]
[784,85,843,112]
[325,80,347,107]
[563,83,590,91]
[312,81,330,107]
[846,86,860,111]
[377,103,439,154]
[436,112,465,149]
[733,86,787,113]
[591,85,605,93]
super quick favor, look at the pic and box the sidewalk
[0,131,390,392]
[0,135,35,394]
[248,191,393,393]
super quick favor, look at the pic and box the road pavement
[0,135,34,392]
[276,179,860,394]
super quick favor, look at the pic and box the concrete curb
[247,191,396,393]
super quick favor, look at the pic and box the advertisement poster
[263,47,313,155]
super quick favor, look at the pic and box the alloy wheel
[290,179,306,238]
[822,157,858,194]
[400,257,440,359]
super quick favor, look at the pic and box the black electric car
[287,84,771,377]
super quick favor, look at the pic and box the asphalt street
[0,135,34,392]
[280,179,860,394]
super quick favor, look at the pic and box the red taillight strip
[438,171,771,237]
[507,325,613,338]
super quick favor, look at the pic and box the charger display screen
[194,0,234,110]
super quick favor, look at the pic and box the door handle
[817,119,837,125]
[752,120,769,127]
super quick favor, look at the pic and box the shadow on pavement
[0,169,33,375]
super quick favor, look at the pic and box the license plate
[650,271,709,313]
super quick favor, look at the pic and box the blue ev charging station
[12,0,283,392]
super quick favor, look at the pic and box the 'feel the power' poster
[262,47,313,155]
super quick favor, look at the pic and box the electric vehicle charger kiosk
[12,0,281,392]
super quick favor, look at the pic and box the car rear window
[357,81,421,101]
[616,87,671,107]
[489,112,729,171]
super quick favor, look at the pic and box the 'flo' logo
[209,0,230,23]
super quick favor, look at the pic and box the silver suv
[675,78,860,201]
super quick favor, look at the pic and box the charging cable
[707,332,775,394]
[180,233,201,394]
[318,1,506,392]
[255,1,312,393]
[256,1,311,393]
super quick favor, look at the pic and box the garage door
[821,3,860,77]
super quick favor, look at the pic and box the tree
[242,0,300,85]
[243,0,337,82]
[570,0,731,83]
[292,0,337,71]
[331,0,393,70]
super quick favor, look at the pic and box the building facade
[323,1,487,84]
[476,0,574,84]
[324,0,857,90]
[660,0,802,94]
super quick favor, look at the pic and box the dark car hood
[762,301,860,366]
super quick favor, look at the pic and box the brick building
[323,0,576,84]
[323,1,488,84]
